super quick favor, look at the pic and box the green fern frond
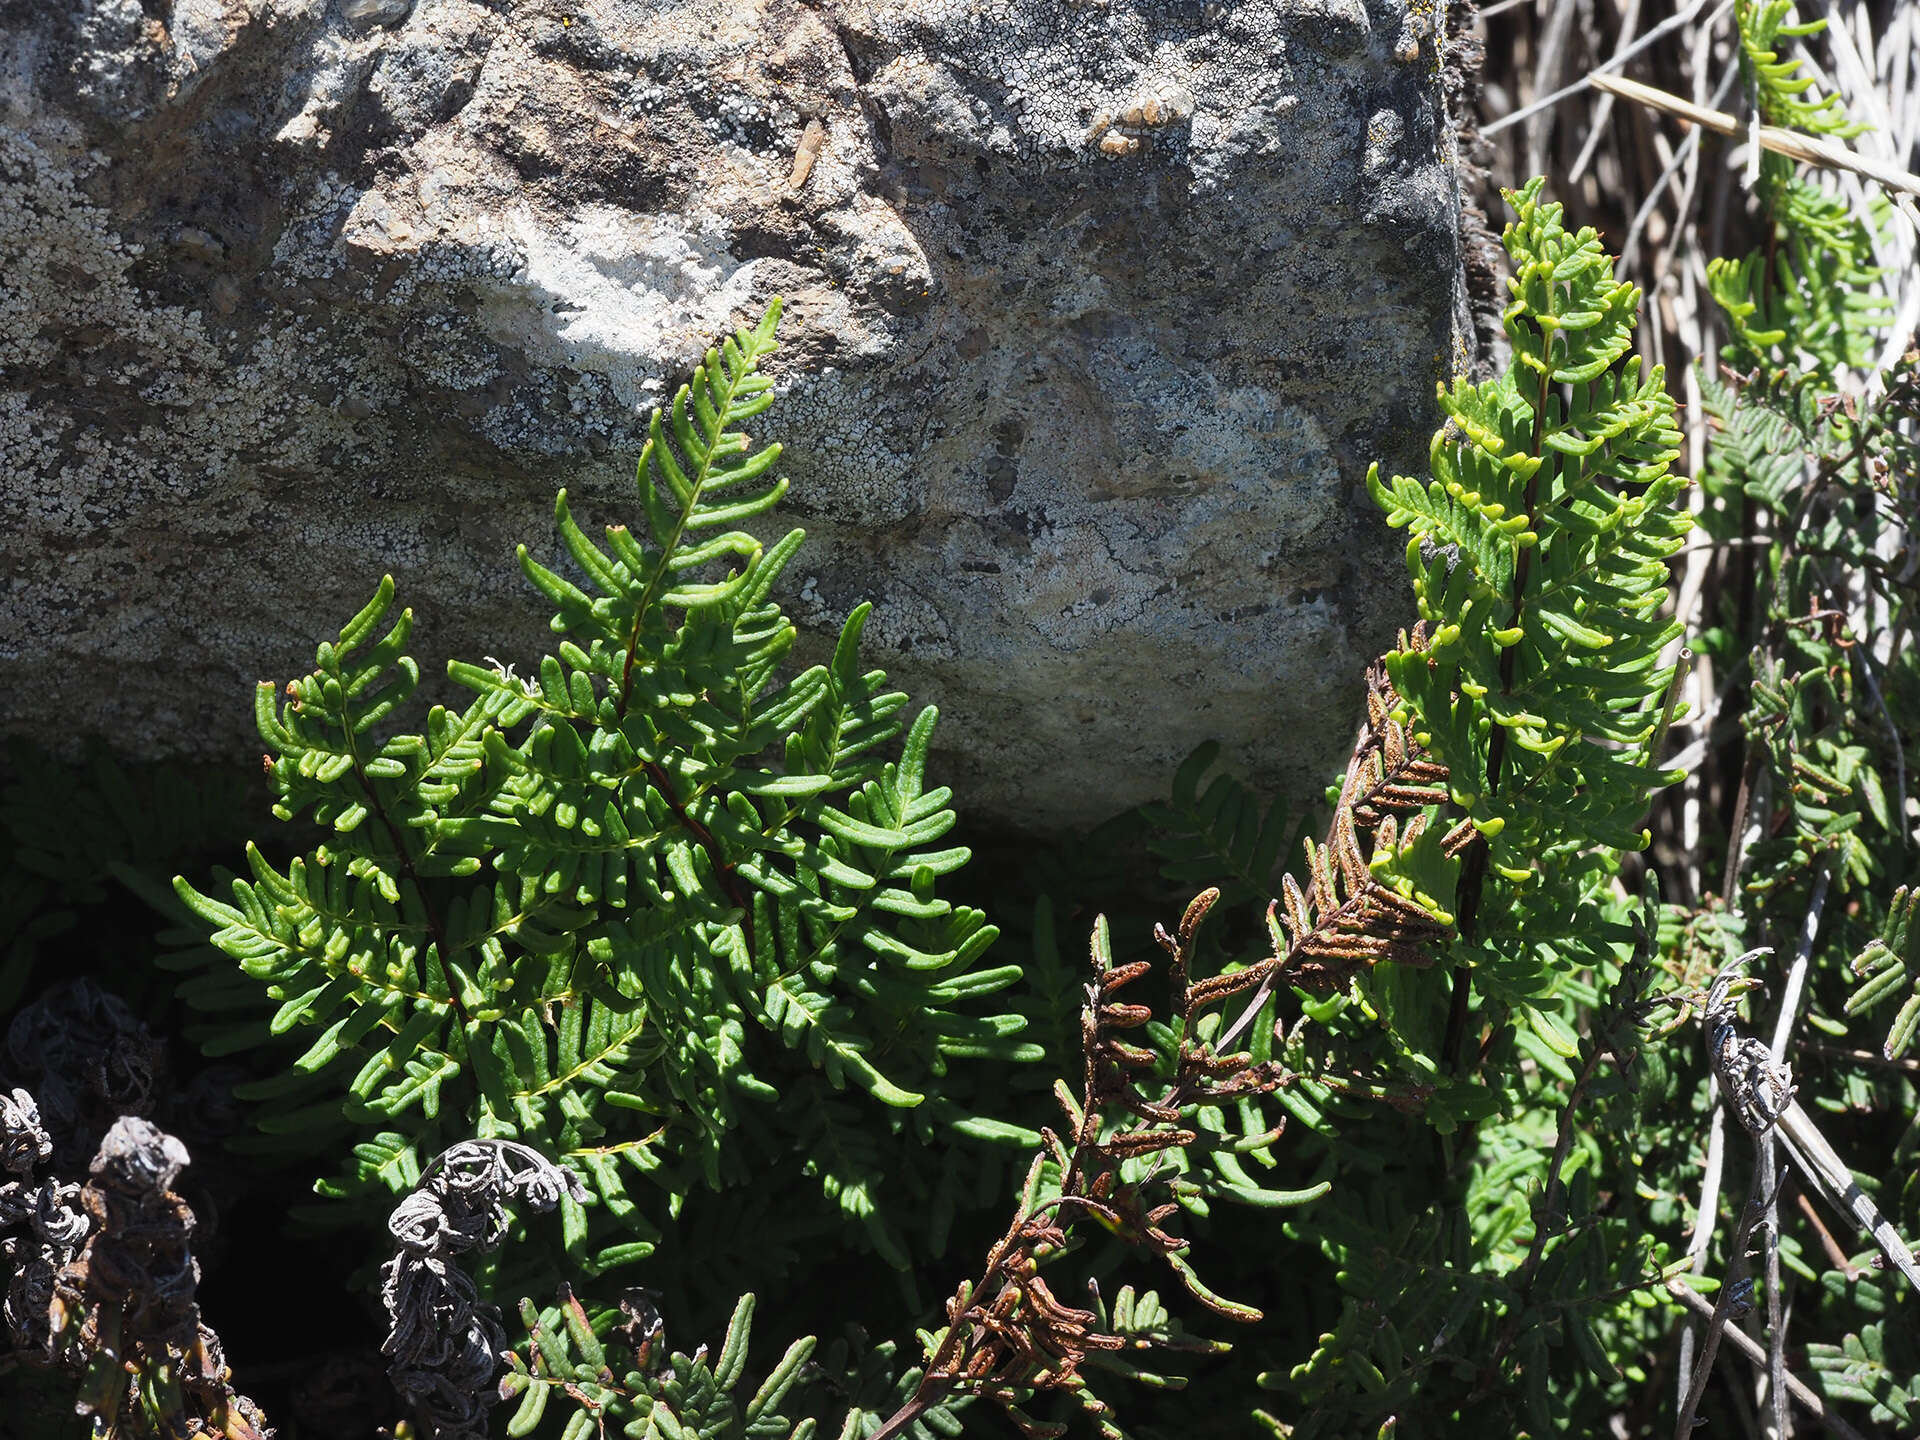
[1709,4,1889,376]
[790,1091,913,1269]
[1372,179,1688,926]
[501,1290,821,1440]
[1698,364,1822,511]
[813,1327,970,1440]
[1708,213,1890,376]
[1806,1323,1920,1427]
[1845,886,1920,1060]
[169,301,1032,1293]
[1734,0,1868,139]
[0,743,254,1014]
[1141,743,1297,911]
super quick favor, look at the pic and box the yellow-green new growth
[1369,176,1690,980]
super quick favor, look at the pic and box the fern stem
[618,478,710,723]
[1483,1029,1609,1377]
[1214,882,1384,1054]
[869,1383,952,1440]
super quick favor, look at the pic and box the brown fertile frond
[1103,1127,1199,1160]
[882,658,1464,1439]
[1278,826,1449,989]
[882,897,1298,1440]
[1346,655,1452,826]
[1184,960,1280,1010]
[1261,662,1458,991]
[1098,960,1155,992]
[1193,653,1463,1064]
[925,1188,1116,1412]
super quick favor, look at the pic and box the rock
[0,0,1469,829]
[341,0,416,33]
[172,225,226,262]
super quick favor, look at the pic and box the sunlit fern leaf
[1734,0,1869,139]
[1710,5,1888,377]
[1372,178,1688,930]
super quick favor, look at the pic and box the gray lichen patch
[2,0,1466,829]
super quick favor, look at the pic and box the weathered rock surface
[1,0,1466,827]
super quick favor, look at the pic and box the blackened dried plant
[0,1086,87,1359]
[1675,952,1920,1440]
[1695,954,1920,1287]
[1703,954,1797,1136]
[379,1139,586,1440]
[0,984,267,1437]
[50,1115,270,1439]
[7,981,167,1171]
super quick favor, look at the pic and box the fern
[1246,180,1699,1434]
[1740,648,1885,897]
[1695,5,1907,918]
[167,301,1031,1297]
[1807,1322,1920,1427]
[1667,22,1920,1420]
[1140,744,1297,913]
[1845,886,1920,1060]
[1368,176,1689,1033]
[499,1291,819,1440]
[1697,364,1822,511]
[467,878,1338,1440]
[1734,0,1867,140]
[1707,1,1890,376]
[0,746,250,1014]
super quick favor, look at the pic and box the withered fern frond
[873,890,1304,1440]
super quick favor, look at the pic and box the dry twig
[1666,1280,1871,1440]
[1591,71,1920,199]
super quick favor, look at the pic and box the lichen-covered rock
[1,0,1466,827]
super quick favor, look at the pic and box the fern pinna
[169,301,1031,1288]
